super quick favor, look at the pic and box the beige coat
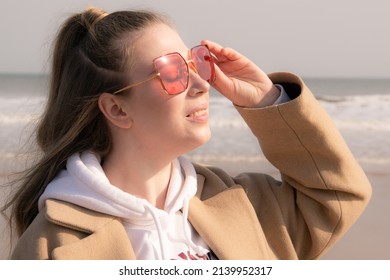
[11,72,372,260]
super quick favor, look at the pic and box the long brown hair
[2,6,170,236]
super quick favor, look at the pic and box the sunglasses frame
[112,45,215,95]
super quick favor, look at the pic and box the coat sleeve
[233,72,372,259]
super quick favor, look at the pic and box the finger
[201,40,229,62]
[203,40,243,61]
[201,39,223,52]
[220,47,242,62]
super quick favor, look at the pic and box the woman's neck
[102,144,174,209]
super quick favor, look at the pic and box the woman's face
[123,23,211,158]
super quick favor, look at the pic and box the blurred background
[1,0,389,259]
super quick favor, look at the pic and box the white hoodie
[38,151,210,260]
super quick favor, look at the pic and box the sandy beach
[1,158,388,260]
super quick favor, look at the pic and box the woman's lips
[186,105,208,122]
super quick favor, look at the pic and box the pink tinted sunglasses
[113,45,216,95]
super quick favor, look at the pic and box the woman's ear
[98,93,133,129]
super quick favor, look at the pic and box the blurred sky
[1,0,389,78]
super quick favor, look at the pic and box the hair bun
[80,6,109,33]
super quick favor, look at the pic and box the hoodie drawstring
[144,204,168,260]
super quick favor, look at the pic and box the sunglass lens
[154,54,188,95]
[192,46,215,83]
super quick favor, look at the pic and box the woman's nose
[187,64,210,96]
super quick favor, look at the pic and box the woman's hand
[202,40,280,108]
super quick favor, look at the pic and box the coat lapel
[51,223,136,260]
[45,199,136,260]
[188,184,272,259]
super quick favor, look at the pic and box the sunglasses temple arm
[113,73,159,95]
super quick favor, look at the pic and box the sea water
[0,74,389,176]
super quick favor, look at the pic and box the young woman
[3,7,371,260]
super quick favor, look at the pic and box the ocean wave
[333,120,390,131]
[0,114,39,124]
[317,94,390,103]
[318,94,390,131]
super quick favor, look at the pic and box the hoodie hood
[38,151,209,260]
